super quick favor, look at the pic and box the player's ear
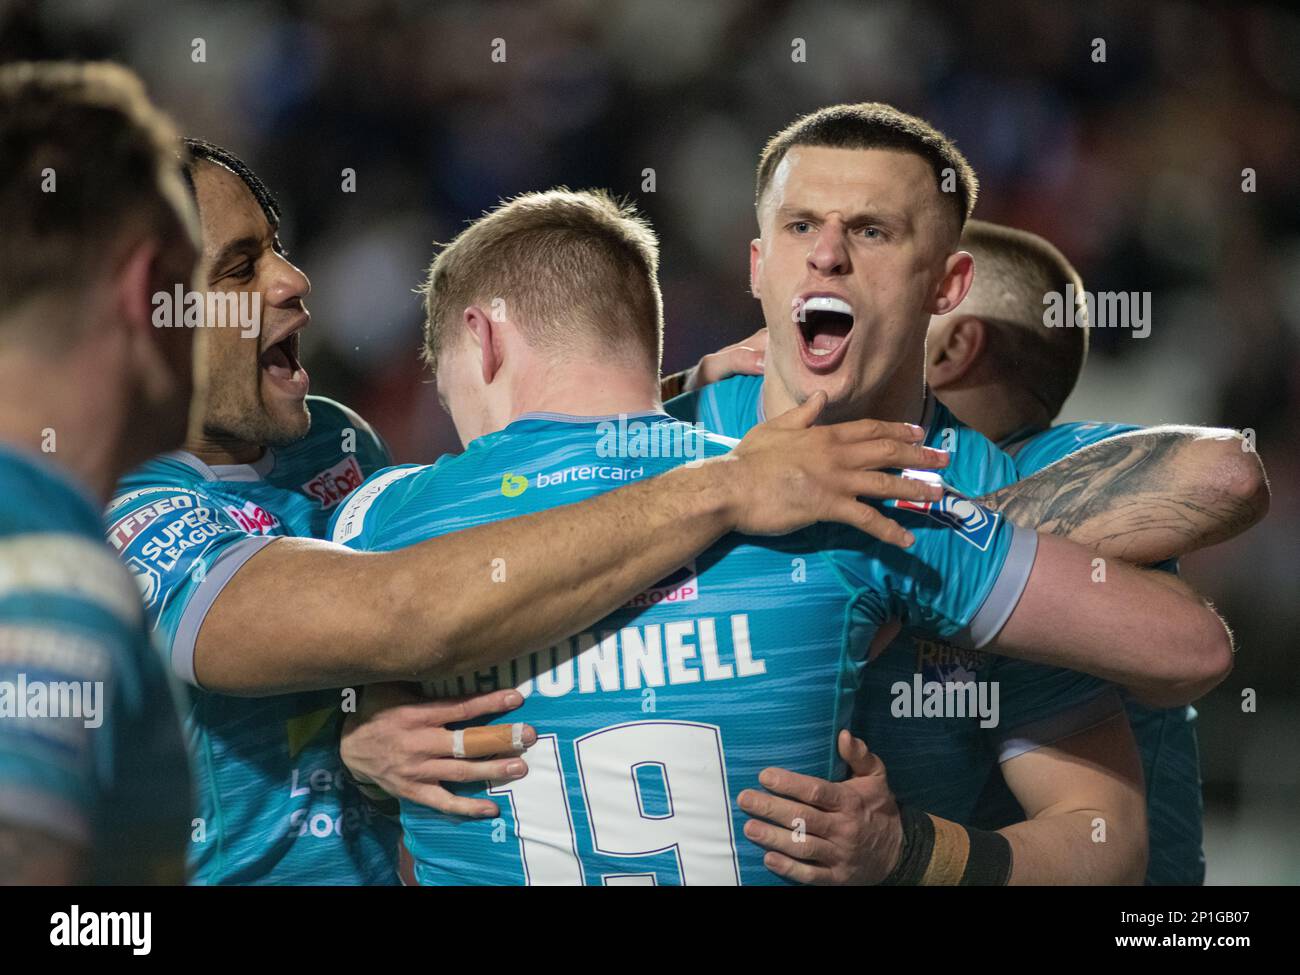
[927,316,985,389]
[115,237,163,338]
[931,249,974,317]
[462,305,502,385]
[749,238,762,299]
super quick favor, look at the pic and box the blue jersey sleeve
[825,486,1038,649]
[328,464,426,550]
[984,657,1123,762]
[105,467,276,687]
[0,530,148,847]
[1011,422,1141,478]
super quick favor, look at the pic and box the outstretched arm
[196,395,951,695]
[980,426,1268,564]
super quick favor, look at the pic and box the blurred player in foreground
[105,139,947,884]
[331,188,1230,885]
[924,220,1217,884]
[663,102,1266,883]
[0,62,196,883]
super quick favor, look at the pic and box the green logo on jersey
[501,473,528,498]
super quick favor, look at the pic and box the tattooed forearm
[0,822,83,884]
[980,429,1267,564]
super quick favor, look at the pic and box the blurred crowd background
[3,0,1296,883]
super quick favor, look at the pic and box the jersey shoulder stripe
[331,464,423,544]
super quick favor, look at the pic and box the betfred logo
[896,490,998,551]
[302,456,363,509]
[106,494,198,551]
[625,562,699,608]
[224,501,281,535]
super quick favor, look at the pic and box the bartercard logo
[501,473,528,498]
[895,490,998,551]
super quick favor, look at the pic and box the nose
[807,218,850,276]
[266,252,311,307]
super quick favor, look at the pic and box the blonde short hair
[420,188,663,377]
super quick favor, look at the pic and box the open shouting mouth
[259,317,310,397]
[793,293,854,373]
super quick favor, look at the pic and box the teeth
[801,295,853,317]
[811,348,832,356]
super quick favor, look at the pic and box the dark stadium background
[4,0,1296,883]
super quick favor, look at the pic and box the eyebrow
[209,234,268,272]
[775,205,909,232]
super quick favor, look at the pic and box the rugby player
[329,188,1230,885]
[0,62,195,883]
[925,220,1216,884]
[671,103,1265,883]
[105,140,952,884]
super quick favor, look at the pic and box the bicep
[193,536,392,695]
[1000,713,1144,820]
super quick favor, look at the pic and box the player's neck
[183,431,266,467]
[760,370,927,427]
[0,352,127,503]
[504,361,662,426]
[935,384,1050,443]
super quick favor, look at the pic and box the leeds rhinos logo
[895,490,999,551]
[125,556,162,608]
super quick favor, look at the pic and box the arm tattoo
[979,433,1260,563]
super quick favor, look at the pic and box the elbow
[1207,431,1271,527]
[1190,607,1235,694]
[1137,607,1233,708]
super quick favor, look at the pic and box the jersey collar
[164,448,276,483]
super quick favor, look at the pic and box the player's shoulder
[106,453,234,531]
[305,395,377,438]
[0,445,101,537]
[329,462,430,546]
[0,451,143,628]
[928,400,1019,494]
[666,374,762,439]
[1010,421,1142,477]
[265,394,391,465]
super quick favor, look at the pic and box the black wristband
[880,805,1013,886]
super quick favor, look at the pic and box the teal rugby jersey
[666,376,1124,829]
[0,443,191,882]
[105,396,400,885]
[330,410,1038,885]
[973,421,1206,886]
